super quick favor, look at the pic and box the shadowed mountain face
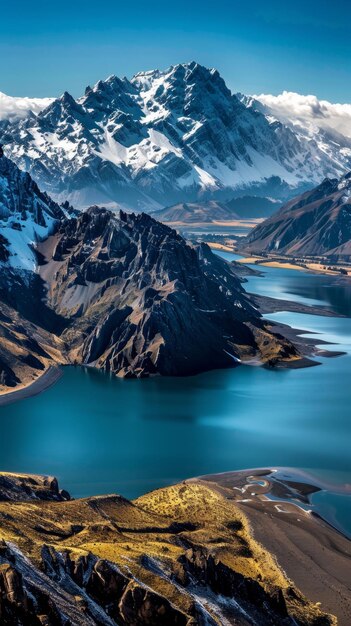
[0,472,337,626]
[243,172,351,260]
[2,62,350,211]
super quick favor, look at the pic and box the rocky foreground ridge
[0,156,301,392]
[0,471,337,625]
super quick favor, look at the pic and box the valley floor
[208,243,351,277]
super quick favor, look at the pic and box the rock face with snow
[2,62,350,211]
[240,91,351,176]
[243,172,351,259]
[0,154,68,270]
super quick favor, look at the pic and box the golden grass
[0,476,337,625]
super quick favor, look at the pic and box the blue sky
[1,0,350,101]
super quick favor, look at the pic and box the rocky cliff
[0,472,337,626]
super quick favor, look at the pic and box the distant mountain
[243,172,351,259]
[2,62,351,211]
[151,200,240,223]
[151,195,281,224]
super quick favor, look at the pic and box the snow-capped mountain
[1,62,351,211]
[0,154,68,272]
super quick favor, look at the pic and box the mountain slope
[0,156,71,389]
[0,155,68,271]
[152,196,281,224]
[243,172,351,259]
[239,92,351,179]
[2,62,350,211]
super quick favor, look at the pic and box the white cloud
[0,92,54,121]
[253,91,351,139]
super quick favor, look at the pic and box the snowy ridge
[0,156,67,272]
[1,62,351,210]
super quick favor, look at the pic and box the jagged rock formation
[0,156,301,392]
[242,172,351,260]
[0,155,69,271]
[38,207,298,377]
[2,63,350,211]
[0,472,337,625]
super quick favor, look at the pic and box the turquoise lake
[1,255,350,536]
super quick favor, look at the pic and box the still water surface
[1,255,350,535]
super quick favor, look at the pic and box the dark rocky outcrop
[0,473,71,502]
[38,207,298,377]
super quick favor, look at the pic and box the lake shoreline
[0,296,344,403]
[0,366,63,407]
[0,256,347,404]
[197,468,351,626]
[209,242,351,278]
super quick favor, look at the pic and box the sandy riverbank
[0,366,63,407]
[162,218,263,229]
[208,243,351,277]
[197,468,351,626]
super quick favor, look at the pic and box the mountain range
[1,62,351,211]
